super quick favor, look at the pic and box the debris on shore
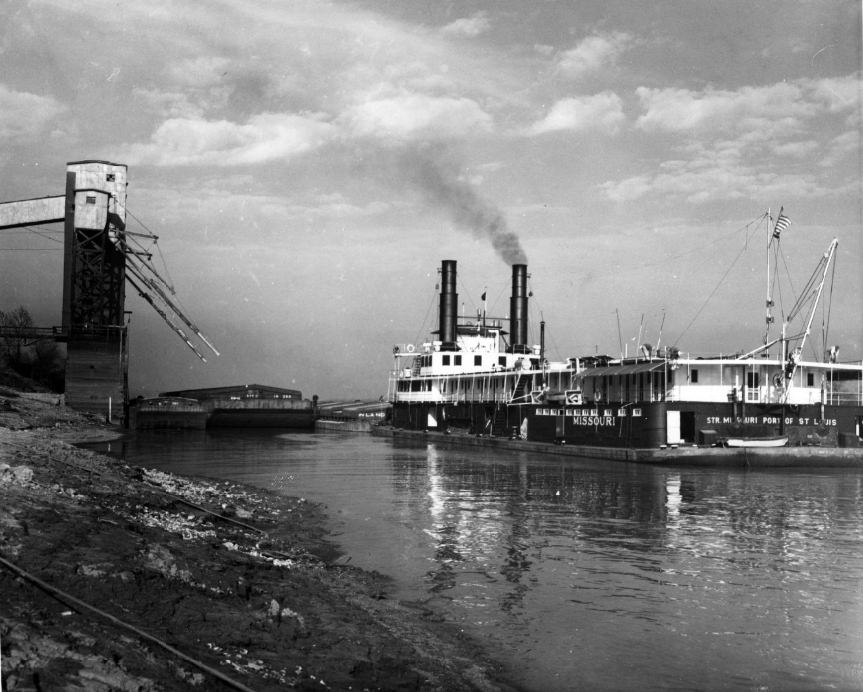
[0,388,515,691]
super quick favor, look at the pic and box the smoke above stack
[401,147,528,266]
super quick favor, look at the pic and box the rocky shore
[0,388,516,691]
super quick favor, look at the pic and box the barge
[132,384,316,429]
[387,219,863,462]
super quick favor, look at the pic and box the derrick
[0,160,217,421]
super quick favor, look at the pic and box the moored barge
[132,384,316,429]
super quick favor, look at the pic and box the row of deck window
[580,367,821,404]
[431,354,510,368]
[396,371,541,397]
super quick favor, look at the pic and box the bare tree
[0,306,64,391]
[0,306,34,365]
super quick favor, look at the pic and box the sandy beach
[0,387,514,691]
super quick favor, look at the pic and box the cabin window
[455,355,462,366]
[691,369,699,383]
[85,194,97,205]
[807,373,814,387]
[474,355,482,366]
[442,355,450,366]
[746,372,760,388]
[499,356,507,367]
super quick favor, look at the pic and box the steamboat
[387,218,863,453]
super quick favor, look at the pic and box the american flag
[772,210,791,239]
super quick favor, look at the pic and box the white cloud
[599,75,862,203]
[771,140,820,158]
[167,56,233,88]
[0,84,66,140]
[557,32,631,79]
[441,12,490,38]
[124,112,337,166]
[132,87,205,119]
[806,74,861,113]
[599,148,836,204]
[340,93,493,142]
[635,77,860,136]
[819,130,860,168]
[526,92,625,136]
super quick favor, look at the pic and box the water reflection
[391,443,863,690]
[86,432,863,691]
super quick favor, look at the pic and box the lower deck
[390,399,863,449]
[373,425,863,467]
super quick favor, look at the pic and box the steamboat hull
[373,425,863,467]
[388,251,863,459]
[526,401,862,448]
[206,408,315,428]
[390,399,862,448]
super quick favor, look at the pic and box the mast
[616,309,623,359]
[764,207,782,345]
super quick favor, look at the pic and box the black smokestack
[438,259,458,351]
[509,264,528,354]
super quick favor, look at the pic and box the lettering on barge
[705,416,837,427]
[536,408,641,426]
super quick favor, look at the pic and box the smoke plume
[401,147,528,266]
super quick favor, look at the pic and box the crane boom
[782,238,838,401]
[123,253,220,357]
[126,274,208,362]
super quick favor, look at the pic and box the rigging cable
[632,211,768,275]
[786,252,829,324]
[0,225,63,250]
[412,283,438,349]
[527,282,562,361]
[125,206,176,294]
[3,225,63,243]
[672,215,763,347]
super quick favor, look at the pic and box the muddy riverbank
[0,388,516,691]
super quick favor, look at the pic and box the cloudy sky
[1,0,860,399]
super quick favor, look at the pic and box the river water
[89,431,863,691]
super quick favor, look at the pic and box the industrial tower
[2,158,220,426]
